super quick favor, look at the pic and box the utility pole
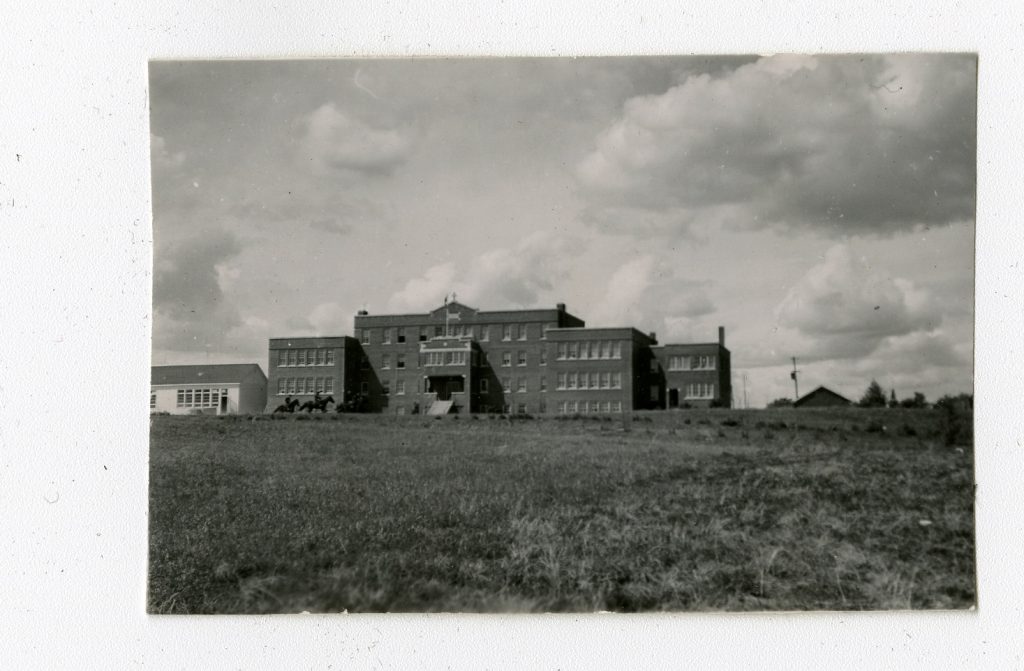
[742,372,748,409]
[790,357,799,401]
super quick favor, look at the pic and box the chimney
[718,326,725,346]
[649,331,657,343]
[556,302,566,312]
[357,310,368,316]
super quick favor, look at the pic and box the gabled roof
[794,386,851,406]
[430,301,479,319]
[151,363,266,386]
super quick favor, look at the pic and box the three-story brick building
[266,301,732,414]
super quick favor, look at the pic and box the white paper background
[1,1,1021,668]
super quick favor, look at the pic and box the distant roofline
[353,302,580,321]
[268,335,354,343]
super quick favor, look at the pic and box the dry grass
[148,408,975,613]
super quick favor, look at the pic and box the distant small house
[794,386,851,408]
[151,364,267,415]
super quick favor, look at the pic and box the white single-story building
[151,364,268,415]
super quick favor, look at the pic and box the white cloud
[386,232,581,313]
[577,54,976,237]
[387,263,458,313]
[151,133,185,171]
[306,302,357,335]
[589,255,717,342]
[301,103,415,175]
[775,243,942,359]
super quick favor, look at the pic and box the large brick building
[267,301,731,414]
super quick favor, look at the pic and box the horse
[272,398,300,413]
[299,395,335,413]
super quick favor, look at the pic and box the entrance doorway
[668,388,679,408]
[428,375,465,401]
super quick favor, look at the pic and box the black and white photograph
[147,54,977,614]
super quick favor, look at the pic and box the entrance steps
[427,399,454,415]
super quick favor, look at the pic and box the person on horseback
[313,389,322,405]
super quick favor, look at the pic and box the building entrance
[428,375,465,401]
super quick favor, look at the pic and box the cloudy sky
[150,55,975,407]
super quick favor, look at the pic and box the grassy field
[148,407,975,613]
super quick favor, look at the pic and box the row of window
[557,400,623,414]
[556,371,623,390]
[555,341,623,361]
[685,382,716,399]
[174,387,229,408]
[276,377,334,395]
[360,322,555,345]
[667,354,717,371]
[499,350,543,367]
[276,348,336,367]
[422,351,468,367]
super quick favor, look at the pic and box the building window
[600,372,610,389]
[517,377,526,393]
[650,359,659,373]
[324,377,333,393]
[434,325,444,338]
[612,372,622,389]
[540,376,546,392]
[556,372,566,390]
[175,386,228,408]
[478,379,488,393]
[568,342,578,360]
[382,354,391,369]
[481,326,490,342]
[557,401,566,414]
[686,383,715,399]
[611,401,622,413]
[425,378,431,393]
[382,381,390,395]
[517,403,527,414]
[383,329,391,344]
[278,378,286,395]
[613,342,622,359]
[297,349,306,366]
[150,393,156,409]
[518,324,527,341]
[517,351,527,366]
[287,349,297,366]
[287,378,297,394]
[419,327,428,342]
[360,357,369,370]
[397,327,406,343]
[361,381,369,394]
[501,351,511,367]
[539,348,547,366]
[278,350,287,367]
[502,324,512,341]
[542,324,551,339]
[501,377,511,392]
[361,329,370,345]
[567,372,577,390]
[326,350,335,365]
[397,354,406,369]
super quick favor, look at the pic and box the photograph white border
[2,1,1021,668]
